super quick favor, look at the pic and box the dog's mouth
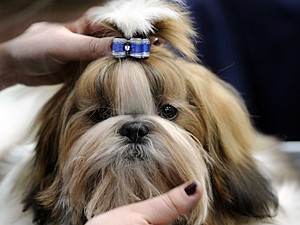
[117,121,154,162]
[63,117,209,225]
[121,144,148,161]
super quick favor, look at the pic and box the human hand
[85,181,202,225]
[0,11,112,89]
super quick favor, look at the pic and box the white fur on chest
[0,144,34,225]
[0,85,59,225]
[253,137,300,225]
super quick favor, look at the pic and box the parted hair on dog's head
[23,0,277,224]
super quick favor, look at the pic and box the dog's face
[24,1,278,225]
[27,51,277,225]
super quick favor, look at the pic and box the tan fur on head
[22,1,278,225]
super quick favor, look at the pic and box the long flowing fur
[0,0,299,225]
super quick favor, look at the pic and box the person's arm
[0,18,112,91]
[0,44,15,90]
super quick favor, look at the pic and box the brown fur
[23,1,278,225]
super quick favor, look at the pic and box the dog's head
[24,0,278,224]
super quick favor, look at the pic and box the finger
[134,180,202,225]
[55,35,113,61]
[64,17,88,34]
[64,7,102,35]
[85,181,201,225]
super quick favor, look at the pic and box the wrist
[0,43,16,90]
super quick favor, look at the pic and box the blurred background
[0,0,106,42]
[1,0,300,169]
[187,0,300,142]
[186,0,300,170]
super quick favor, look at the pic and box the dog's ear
[23,83,77,223]
[185,63,278,220]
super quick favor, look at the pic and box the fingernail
[184,181,197,196]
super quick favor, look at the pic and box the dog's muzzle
[119,122,150,161]
[119,121,149,144]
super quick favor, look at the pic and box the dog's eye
[160,104,179,120]
[90,108,112,122]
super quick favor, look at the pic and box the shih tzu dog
[0,0,300,224]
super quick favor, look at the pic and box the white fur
[0,85,59,224]
[89,0,184,38]
[0,85,60,154]
[0,144,34,225]
[253,137,300,225]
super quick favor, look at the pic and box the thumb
[58,34,113,61]
[136,180,202,224]
[78,36,113,60]
[85,181,202,225]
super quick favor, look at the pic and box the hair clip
[112,37,150,59]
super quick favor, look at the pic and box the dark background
[0,0,106,42]
[187,0,300,141]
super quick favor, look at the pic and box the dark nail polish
[184,181,197,196]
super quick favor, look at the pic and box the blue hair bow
[112,37,150,59]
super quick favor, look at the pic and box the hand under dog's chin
[59,115,210,222]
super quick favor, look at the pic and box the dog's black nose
[119,122,149,143]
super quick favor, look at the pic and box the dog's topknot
[89,0,198,61]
